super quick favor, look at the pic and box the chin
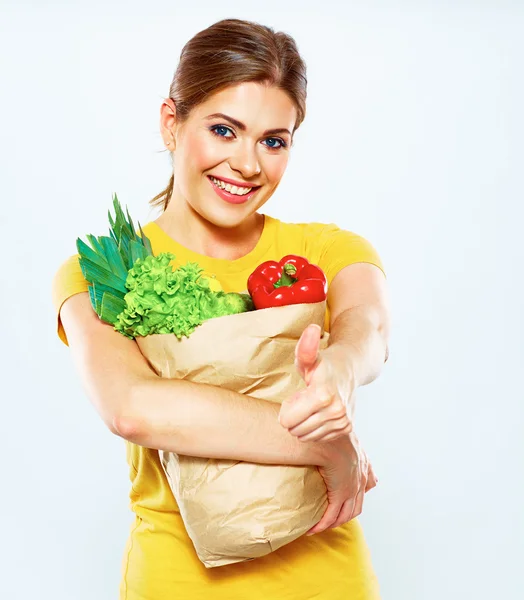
[195,205,250,229]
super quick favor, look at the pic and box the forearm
[115,376,331,467]
[325,305,389,389]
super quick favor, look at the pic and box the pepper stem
[273,263,298,288]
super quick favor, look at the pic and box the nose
[228,140,261,178]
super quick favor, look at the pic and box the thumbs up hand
[278,324,355,443]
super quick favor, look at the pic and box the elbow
[110,377,186,452]
[86,399,135,439]
[110,381,148,442]
[357,337,389,387]
[112,413,144,441]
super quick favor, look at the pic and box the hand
[307,432,378,535]
[279,323,356,442]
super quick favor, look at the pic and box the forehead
[191,82,297,131]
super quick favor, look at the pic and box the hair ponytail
[150,172,174,212]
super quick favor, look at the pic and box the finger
[329,497,356,530]
[279,385,334,430]
[306,500,342,536]
[310,423,353,443]
[365,463,378,492]
[365,477,377,492]
[290,412,349,439]
[278,392,317,430]
[295,323,321,365]
[296,417,350,442]
[295,324,321,382]
[349,486,365,521]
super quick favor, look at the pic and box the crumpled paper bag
[135,300,330,568]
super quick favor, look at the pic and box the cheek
[265,155,289,183]
[184,132,221,172]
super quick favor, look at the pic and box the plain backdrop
[1,1,523,598]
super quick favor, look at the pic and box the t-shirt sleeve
[306,222,386,287]
[52,254,89,346]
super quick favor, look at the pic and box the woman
[52,18,390,600]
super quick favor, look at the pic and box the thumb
[295,324,321,381]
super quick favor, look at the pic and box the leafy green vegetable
[76,193,153,323]
[114,253,254,339]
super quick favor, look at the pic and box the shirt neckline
[143,213,276,273]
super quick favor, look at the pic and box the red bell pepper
[247,255,328,310]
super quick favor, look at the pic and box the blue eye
[209,125,287,150]
[211,125,232,138]
[264,137,286,150]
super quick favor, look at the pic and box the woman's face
[161,81,298,229]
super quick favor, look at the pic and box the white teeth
[210,176,253,196]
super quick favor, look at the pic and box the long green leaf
[118,234,131,270]
[139,222,153,255]
[126,206,137,241]
[90,281,127,312]
[88,285,98,314]
[100,237,128,281]
[113,194,133,241]
[108,227,119,245]
[76,238,108,270]
[108,208,115,232]
[78,256,128,292]
[86,233,105,256]
[129,239,148,265]
[100,291,127,323]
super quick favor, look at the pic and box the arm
[125,377,322,465]
[60,292,330,467]
[325,261,390,388]
[279,261,391,442]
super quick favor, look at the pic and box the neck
[154,200,265,260]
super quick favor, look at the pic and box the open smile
[207,175,261,205]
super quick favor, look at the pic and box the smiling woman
[52,17,389,600]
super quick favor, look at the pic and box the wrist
[321,344,359,418]
[313,434,358,467]
[289,435,330,467]
[298,436,345,467]
[325,305,388,388]
[324,342,360,386]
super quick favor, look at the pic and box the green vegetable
[114,253,253,339]
[76,193,153,324]
[77,194,254,339]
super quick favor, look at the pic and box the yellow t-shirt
[52,214,386,600]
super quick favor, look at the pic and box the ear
[160,97,177,147]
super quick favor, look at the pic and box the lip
[208,174,261,188]
[207,176,261,205]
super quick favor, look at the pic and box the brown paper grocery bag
[136,301,329,568]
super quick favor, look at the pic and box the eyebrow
[204,113,292,137]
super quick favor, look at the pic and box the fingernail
[306,532,315,536]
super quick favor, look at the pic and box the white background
[2,1,523,598]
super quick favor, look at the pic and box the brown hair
[149,18,308,211]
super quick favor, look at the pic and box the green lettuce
[114,253,253,339]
